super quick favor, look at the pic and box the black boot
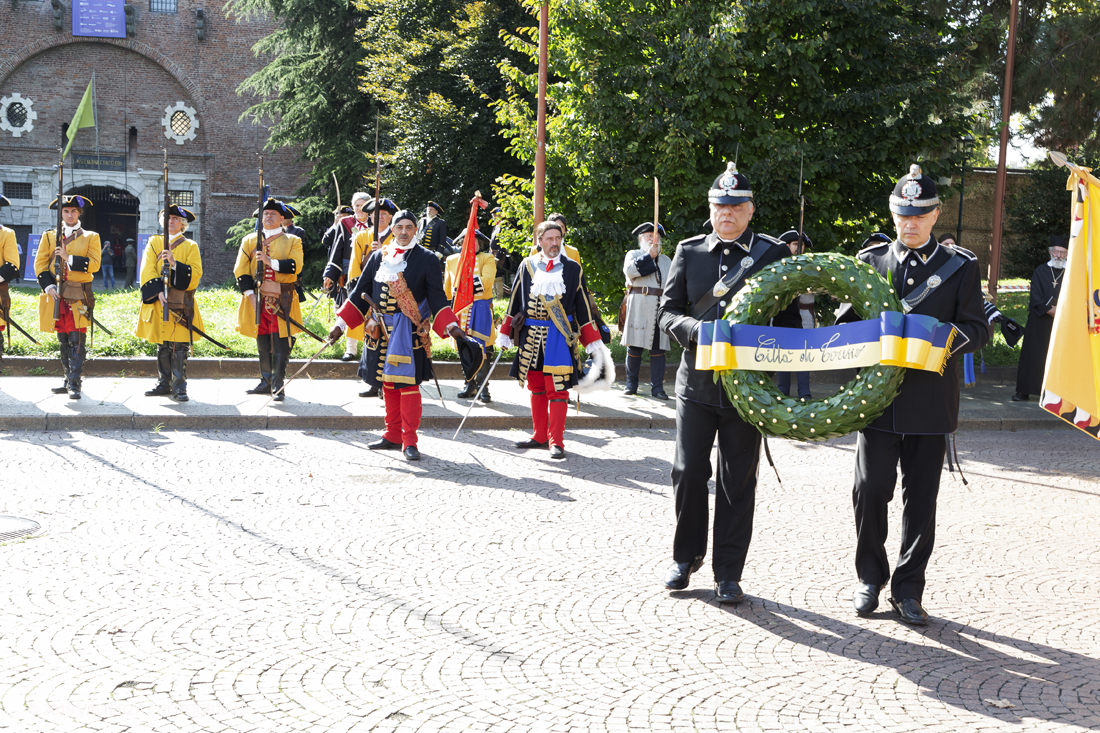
[145,343,173,396]
[457,380,478,399]
[246,334,273,394]
[270,336,291,401]
[476,349,493,403]
[52,332,71,393]
[650,352,668,400]
[169,343,189,402]
[67,331,86,399]
[624,351,641,395]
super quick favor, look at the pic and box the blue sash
[467,299,494,346]
[381,298,430,384]
[527,316,574,375]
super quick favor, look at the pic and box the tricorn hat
[367,197,398,214]
[426,200,443,215]
[708,161,753,205]
[861,232,892,248]
[0,195,10,207]
[889,164,940,216]
[253,198,292,218]
[778,229,812,250]
[631,222,667,238]
[334,205,354,216]
[453,227,491,247]
[159,204,196,222]
[282,202,302,219]
[50,195,92,210]
[455,338,485,383]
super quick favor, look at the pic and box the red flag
[452,192,489,316]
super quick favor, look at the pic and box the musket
[257,334,335,410]
[452,347,503,439]
[161,149,171,323]
[653,176,659,233]
[797,150,806,255]
[253,157,265,326]
[371,117,382,250]
[52,148,64,321]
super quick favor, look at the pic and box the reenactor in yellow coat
[34,194,101,399]
[0,195,20,359]
[233,199,304,401]
[443,227,497,401]
[346,197,396,397]
[135,205,204,402]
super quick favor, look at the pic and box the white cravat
[531,254,566,297]
[376,244,411,283]
[62,223,81,238]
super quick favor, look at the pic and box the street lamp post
[955,134,975,247]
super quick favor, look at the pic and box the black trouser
[852,429,946,602]
[671,397,761,581]
[170,342,189,395]
[155,343,173,387]
[58,331,87,390]
[258,333,291,393]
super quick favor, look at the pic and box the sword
[276,307,325,343]
[303,288,324,323]
[2,308,39,345]
[165,310,229,350]
[452,347,503,439]
[258,335,335,410]
[72,301,114,336]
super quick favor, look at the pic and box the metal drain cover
[0,516,41,543]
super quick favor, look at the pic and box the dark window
[3,182,32,199]
[169,190,194,206]
[5,102,28,128]
[128,127,138,166]
[149,0,176,11]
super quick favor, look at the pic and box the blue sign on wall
[73,0,126,38]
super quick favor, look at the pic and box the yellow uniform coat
[135,234,205,344]
[34,228,101,332]
[443,251,497,346]
[343,228,394,341]
[0,227,18,329]
[233,230,304,338]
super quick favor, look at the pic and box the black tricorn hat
[367,197,398,214]
[708,162,753,205]
[861,232,893,248]
[50,195,93,210]
[253,198,293,218]
[453,227,491,247]
[334,205,354,216]
[0,195,10,207]
[631,222,666,238]
[426,200,443,215]
[282,202,302,218]
[778,229,812,249]
[455,338,485,382]
[158,204,196,222]
[889,164,940,216]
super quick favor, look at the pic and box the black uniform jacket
[342,244,453,387]
[418,217,449,256]
[842,237,989,434]
[658,229,789,408]
[322,216,365,284]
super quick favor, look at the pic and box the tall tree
[357,0,530,218]
[494,0,975,296]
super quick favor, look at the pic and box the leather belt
[627,286,663,296]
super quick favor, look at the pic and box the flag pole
[93,71,100,168]
[533,0,549,239]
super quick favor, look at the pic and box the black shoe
[51,384,69,394]
[550,444,566,459]
[853,583,881,615]
[145,384,171,397]
[651,390,669,400]
[246,382,271,395]
[714,580,745,604]
[478,391,492,404]
[170,392,189,403]
[368,437,401,451]
[456,383,477,399]
[624,385,638,396]
[359,386,380,398]
[340,351,356,362]
[68,387,81,400]
[663,556,704,590]
[403,445,421,461]
[514,438,548,450]
[272,392,285,402]
[889,597,929,625]
[1011,392,1029,402]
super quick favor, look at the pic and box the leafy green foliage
[1004,164,1070,277]
[494,0,974,297]
[356,0,531,218]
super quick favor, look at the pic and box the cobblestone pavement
[0,427,1097,732]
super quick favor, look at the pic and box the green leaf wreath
[720,253,906,442]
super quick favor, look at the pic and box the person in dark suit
[417,201,449,260]
[657,162,789,604]
[846,165,989,625]
[1013,236,1068,401]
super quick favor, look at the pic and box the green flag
[62,79,95,159]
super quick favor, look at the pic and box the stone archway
[66,185,140,268]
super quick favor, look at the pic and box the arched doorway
[66,185,140,271]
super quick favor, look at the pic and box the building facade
[0,0,308,283]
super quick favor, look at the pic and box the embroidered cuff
[276,259,297,274]
[69,255,90,273]
[579,322,601,347]
[170,263,193,290]
[140,279,163,304]
[432,306,459,338]
[236,274,256,293]
[37,271,57,290]
[0,262,17,282]
[337,300,366,330]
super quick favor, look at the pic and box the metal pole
[955,167,966,247]
[533,0,549,235]
[93,71,99,167]
[988,0,1018,303]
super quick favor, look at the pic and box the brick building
[0,0,307,283]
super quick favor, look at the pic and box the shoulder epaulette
[679,233,707,246]
[858,241,890,254]
[943,244,977,260]
[756,232,783,246]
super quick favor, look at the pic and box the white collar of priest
[1048,258,1067,269]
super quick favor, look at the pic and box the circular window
[0,93,37,138]
[161,101,199,145]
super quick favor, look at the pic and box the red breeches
[382,383,422,448]
[525,370,569,447]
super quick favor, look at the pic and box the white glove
[46,285,59,301]
[585,340,602,354]
[497,332,513,350]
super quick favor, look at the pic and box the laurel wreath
[719,253,907,442]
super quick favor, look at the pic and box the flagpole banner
[63,80,96,158]
[695,312,956,375]
[1041,166,1100,440]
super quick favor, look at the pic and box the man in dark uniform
[657,162,788,604]
[847,164,989,625]
[417,201,449,260]
[327,209,466,461]
[324,193,372,361]
[280,202,308,304]
[1013,236,1068,401]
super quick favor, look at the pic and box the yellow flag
[1040,166,1100,439]
[62,79,95,159]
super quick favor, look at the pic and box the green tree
[494,0,975,296]
[1004,164,1071,278]
[357,0,531,220]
